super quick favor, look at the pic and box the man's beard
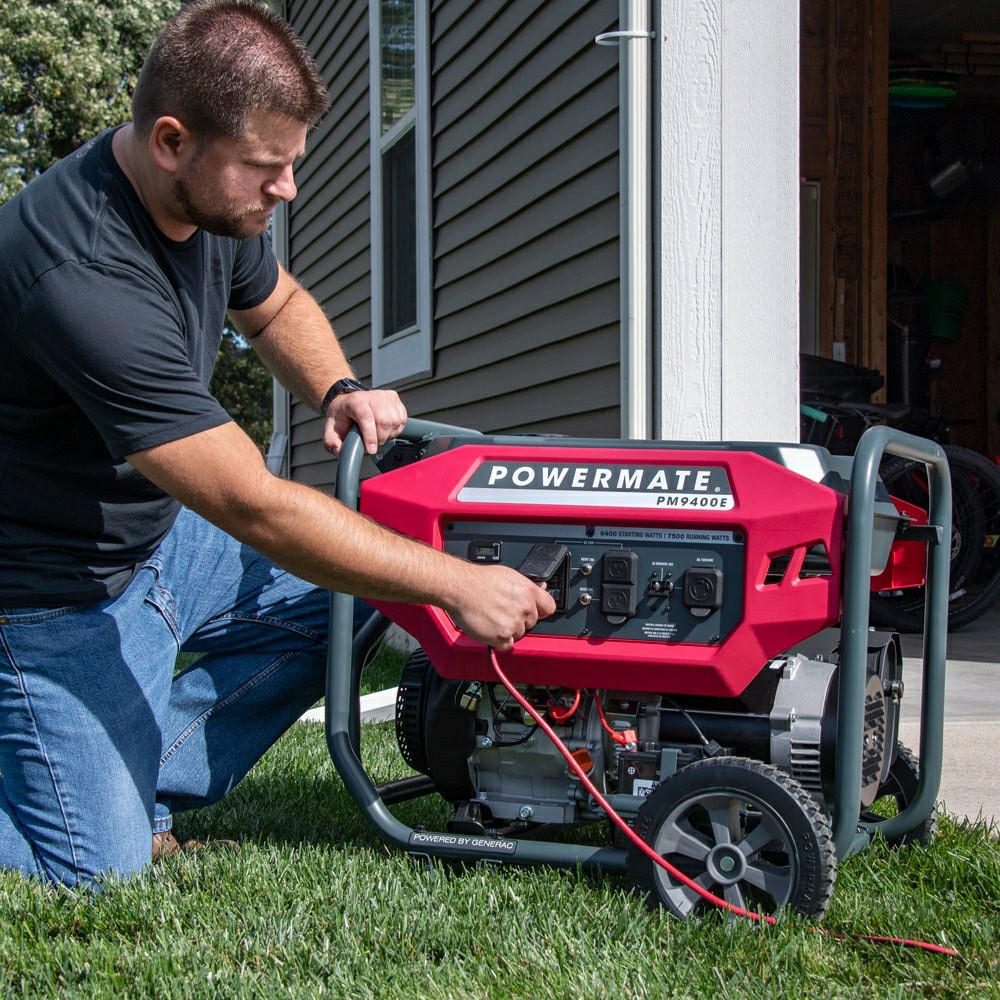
[173,177,274,240]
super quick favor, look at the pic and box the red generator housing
[360,436,911,699]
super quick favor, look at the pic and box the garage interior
[800,0,1000,455]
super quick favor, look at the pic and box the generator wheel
[860,743,937,848]
[627,758,837,921]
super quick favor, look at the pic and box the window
[369,0,432,385]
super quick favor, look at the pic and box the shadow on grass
[169,717,443,850]
[172,715,613,866]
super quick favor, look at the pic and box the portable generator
[325,420,950,922]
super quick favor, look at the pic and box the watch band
[320,377,367,414]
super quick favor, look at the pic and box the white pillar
[656,0,800,443]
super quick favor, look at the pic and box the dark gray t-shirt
[0,128,279,606]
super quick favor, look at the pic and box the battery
[617,751,662,800]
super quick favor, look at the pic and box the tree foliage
[0,0,181,202]
[211,330,273,454]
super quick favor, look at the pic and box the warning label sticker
[640,621,680,641]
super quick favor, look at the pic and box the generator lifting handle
[835,425,951,858]
[333,416,482,510]
[328,417,479,759]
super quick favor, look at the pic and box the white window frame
[368,0,433,387]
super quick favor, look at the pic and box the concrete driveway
[897,601,1000,829]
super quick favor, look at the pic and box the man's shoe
[151,829,239,861]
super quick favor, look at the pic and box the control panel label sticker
[640,622,680,640]
[598,528,738,544]
[459,462,734,509]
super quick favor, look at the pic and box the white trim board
[655,0,800,443]
[299,687,398,726]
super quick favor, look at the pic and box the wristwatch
[320,377,367,414]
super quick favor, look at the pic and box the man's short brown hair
[132,0,329,139]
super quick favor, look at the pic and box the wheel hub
[706,843,748,884]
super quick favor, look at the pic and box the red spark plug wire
[591,691,629,744]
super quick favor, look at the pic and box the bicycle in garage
[801,397,1000,632]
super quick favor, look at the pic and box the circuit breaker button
[646,576,674,598]
[682,567,723,610]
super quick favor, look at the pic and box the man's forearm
[127,421,555,649]
[231,265,409,456]
[130,423,464,604]
[234,470,468,607]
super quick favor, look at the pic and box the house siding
[287,0,373,488]
[286,0,621,489]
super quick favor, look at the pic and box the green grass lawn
[1,651,997,998]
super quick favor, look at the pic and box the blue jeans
[0,507,361,887]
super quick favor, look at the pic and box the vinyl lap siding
[287,0,372,487]
[413,0,621,435]
[286,0,621,487]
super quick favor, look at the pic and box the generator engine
[397,627,902,830]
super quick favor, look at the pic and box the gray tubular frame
[324,421,949,869]
[837,425,949,858]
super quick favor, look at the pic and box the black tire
[871,445,1000,632]
[627,758,837,921]
[860,743,937,848]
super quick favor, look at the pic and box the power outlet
[518,543,572,613]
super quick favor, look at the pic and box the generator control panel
[443,520,745,644]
